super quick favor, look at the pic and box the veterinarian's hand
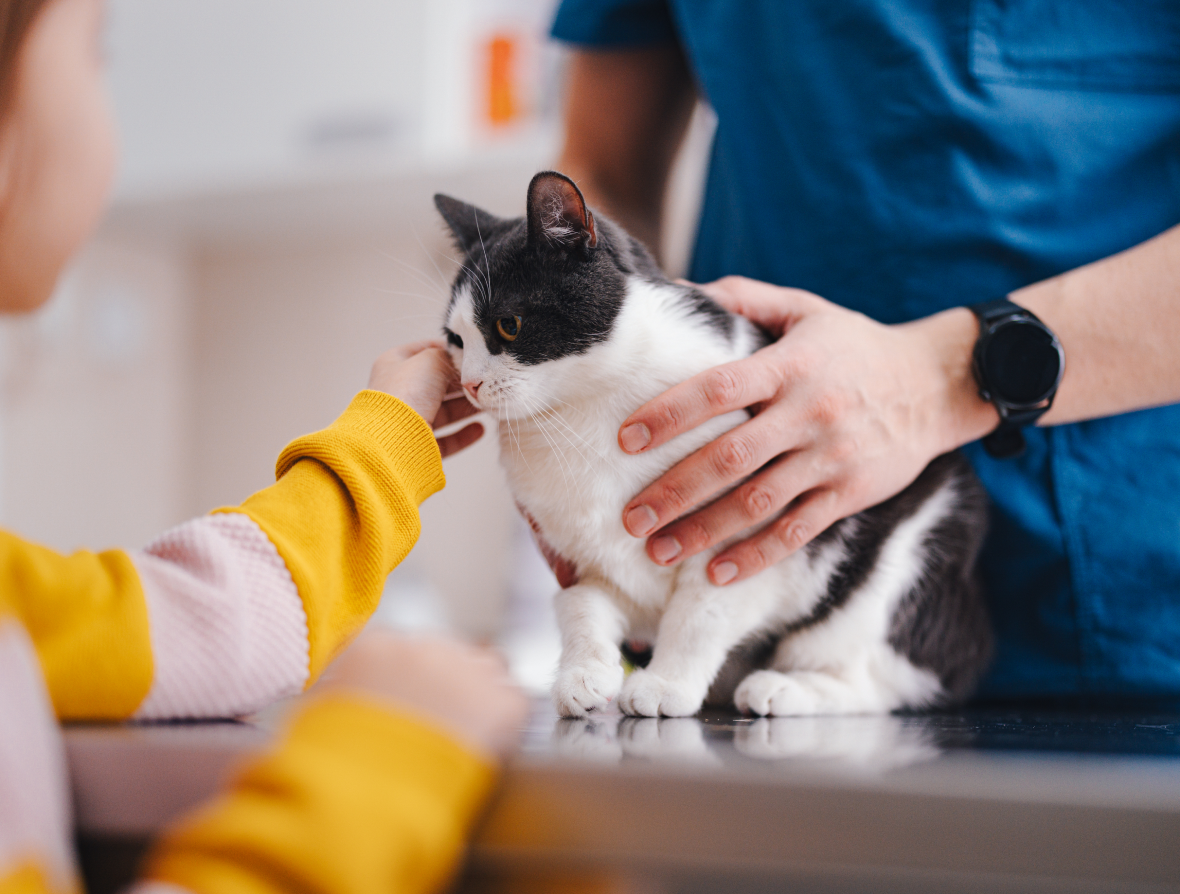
[617,277,998,585]
[369,341,484,457]
[320,629,529,761]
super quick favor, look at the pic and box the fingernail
[651,535,682,564]
[712,561,739,585]
[624,504,659,536]
[620,423,651,453]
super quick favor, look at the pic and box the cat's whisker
[413,231,455,290]
[440,245,490,306]
[536,404,610,462]
[374,256,455,314]
[520,393,605,469]
[533,413,599,474]
[473,215,495,315]
[452,259,484,299]
[519,393,582,511]
[380,254,450,300]
[499,405,533,478]
[373,311,457,326]
[368,287,443,309]
[531,420,588,517]
[498,383,540,479]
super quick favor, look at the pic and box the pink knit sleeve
[0,620,76,893]
[130,513,311,721]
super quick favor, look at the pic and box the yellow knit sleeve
[144,694,496,894]
[0,532,152,720]
[221,390,445,681]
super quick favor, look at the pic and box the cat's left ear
[434,194,505,259]
[526,171,598,253]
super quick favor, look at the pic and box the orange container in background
[486,34,518,126]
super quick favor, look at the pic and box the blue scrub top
[553,0,1180,700]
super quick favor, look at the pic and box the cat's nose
[463,380,483,401]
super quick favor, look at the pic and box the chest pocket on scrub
[970,0,1180,92]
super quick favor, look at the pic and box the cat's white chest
[498,397,750,616]
[498,414,680,609]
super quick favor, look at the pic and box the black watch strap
[969,299,1058,459]
[971,298,1027,326]
[980,406,1046,458]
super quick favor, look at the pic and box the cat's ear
[526,171,598,253]
[434,194,504,258]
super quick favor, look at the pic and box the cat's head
[436,171,659,420]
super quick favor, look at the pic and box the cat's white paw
[552,660,624,717]
[617,669,703,717]
[736,669,910,716]
[734,670,825,716]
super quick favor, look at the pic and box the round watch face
[980,319,1062,407]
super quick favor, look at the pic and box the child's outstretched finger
[437,421,484,458]
[389,339,448,361]
[434,394,481,429]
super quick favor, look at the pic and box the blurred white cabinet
[106,0,559,203]
[107,0,425,199]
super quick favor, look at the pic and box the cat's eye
[497,315,522,341]
[445,329,463,349]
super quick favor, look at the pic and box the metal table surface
[67,701,1180,893]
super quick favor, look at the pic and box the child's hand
[369,341,484,457]
[320,630,530,761]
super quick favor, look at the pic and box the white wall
[0,236,192,552]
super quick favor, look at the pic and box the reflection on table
[548,711,941,771]
[71,701,1180,894]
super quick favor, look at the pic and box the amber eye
[496,315,522,341]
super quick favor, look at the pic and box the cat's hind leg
[552,581,630,717]
[734,640,942,717]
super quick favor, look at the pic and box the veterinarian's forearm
[904,222,1180,446]
[1010,222,1180,426]
[557,47,696,259]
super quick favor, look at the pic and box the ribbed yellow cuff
[276,391,445,507]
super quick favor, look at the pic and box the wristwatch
[969,298,1065,459]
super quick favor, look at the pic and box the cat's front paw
[552,660,625,717]
[618,669,703,717]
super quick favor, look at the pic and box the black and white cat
[437,171,991,718]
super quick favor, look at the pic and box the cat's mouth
[461,378,516,415]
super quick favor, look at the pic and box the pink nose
[463,381,482,401]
